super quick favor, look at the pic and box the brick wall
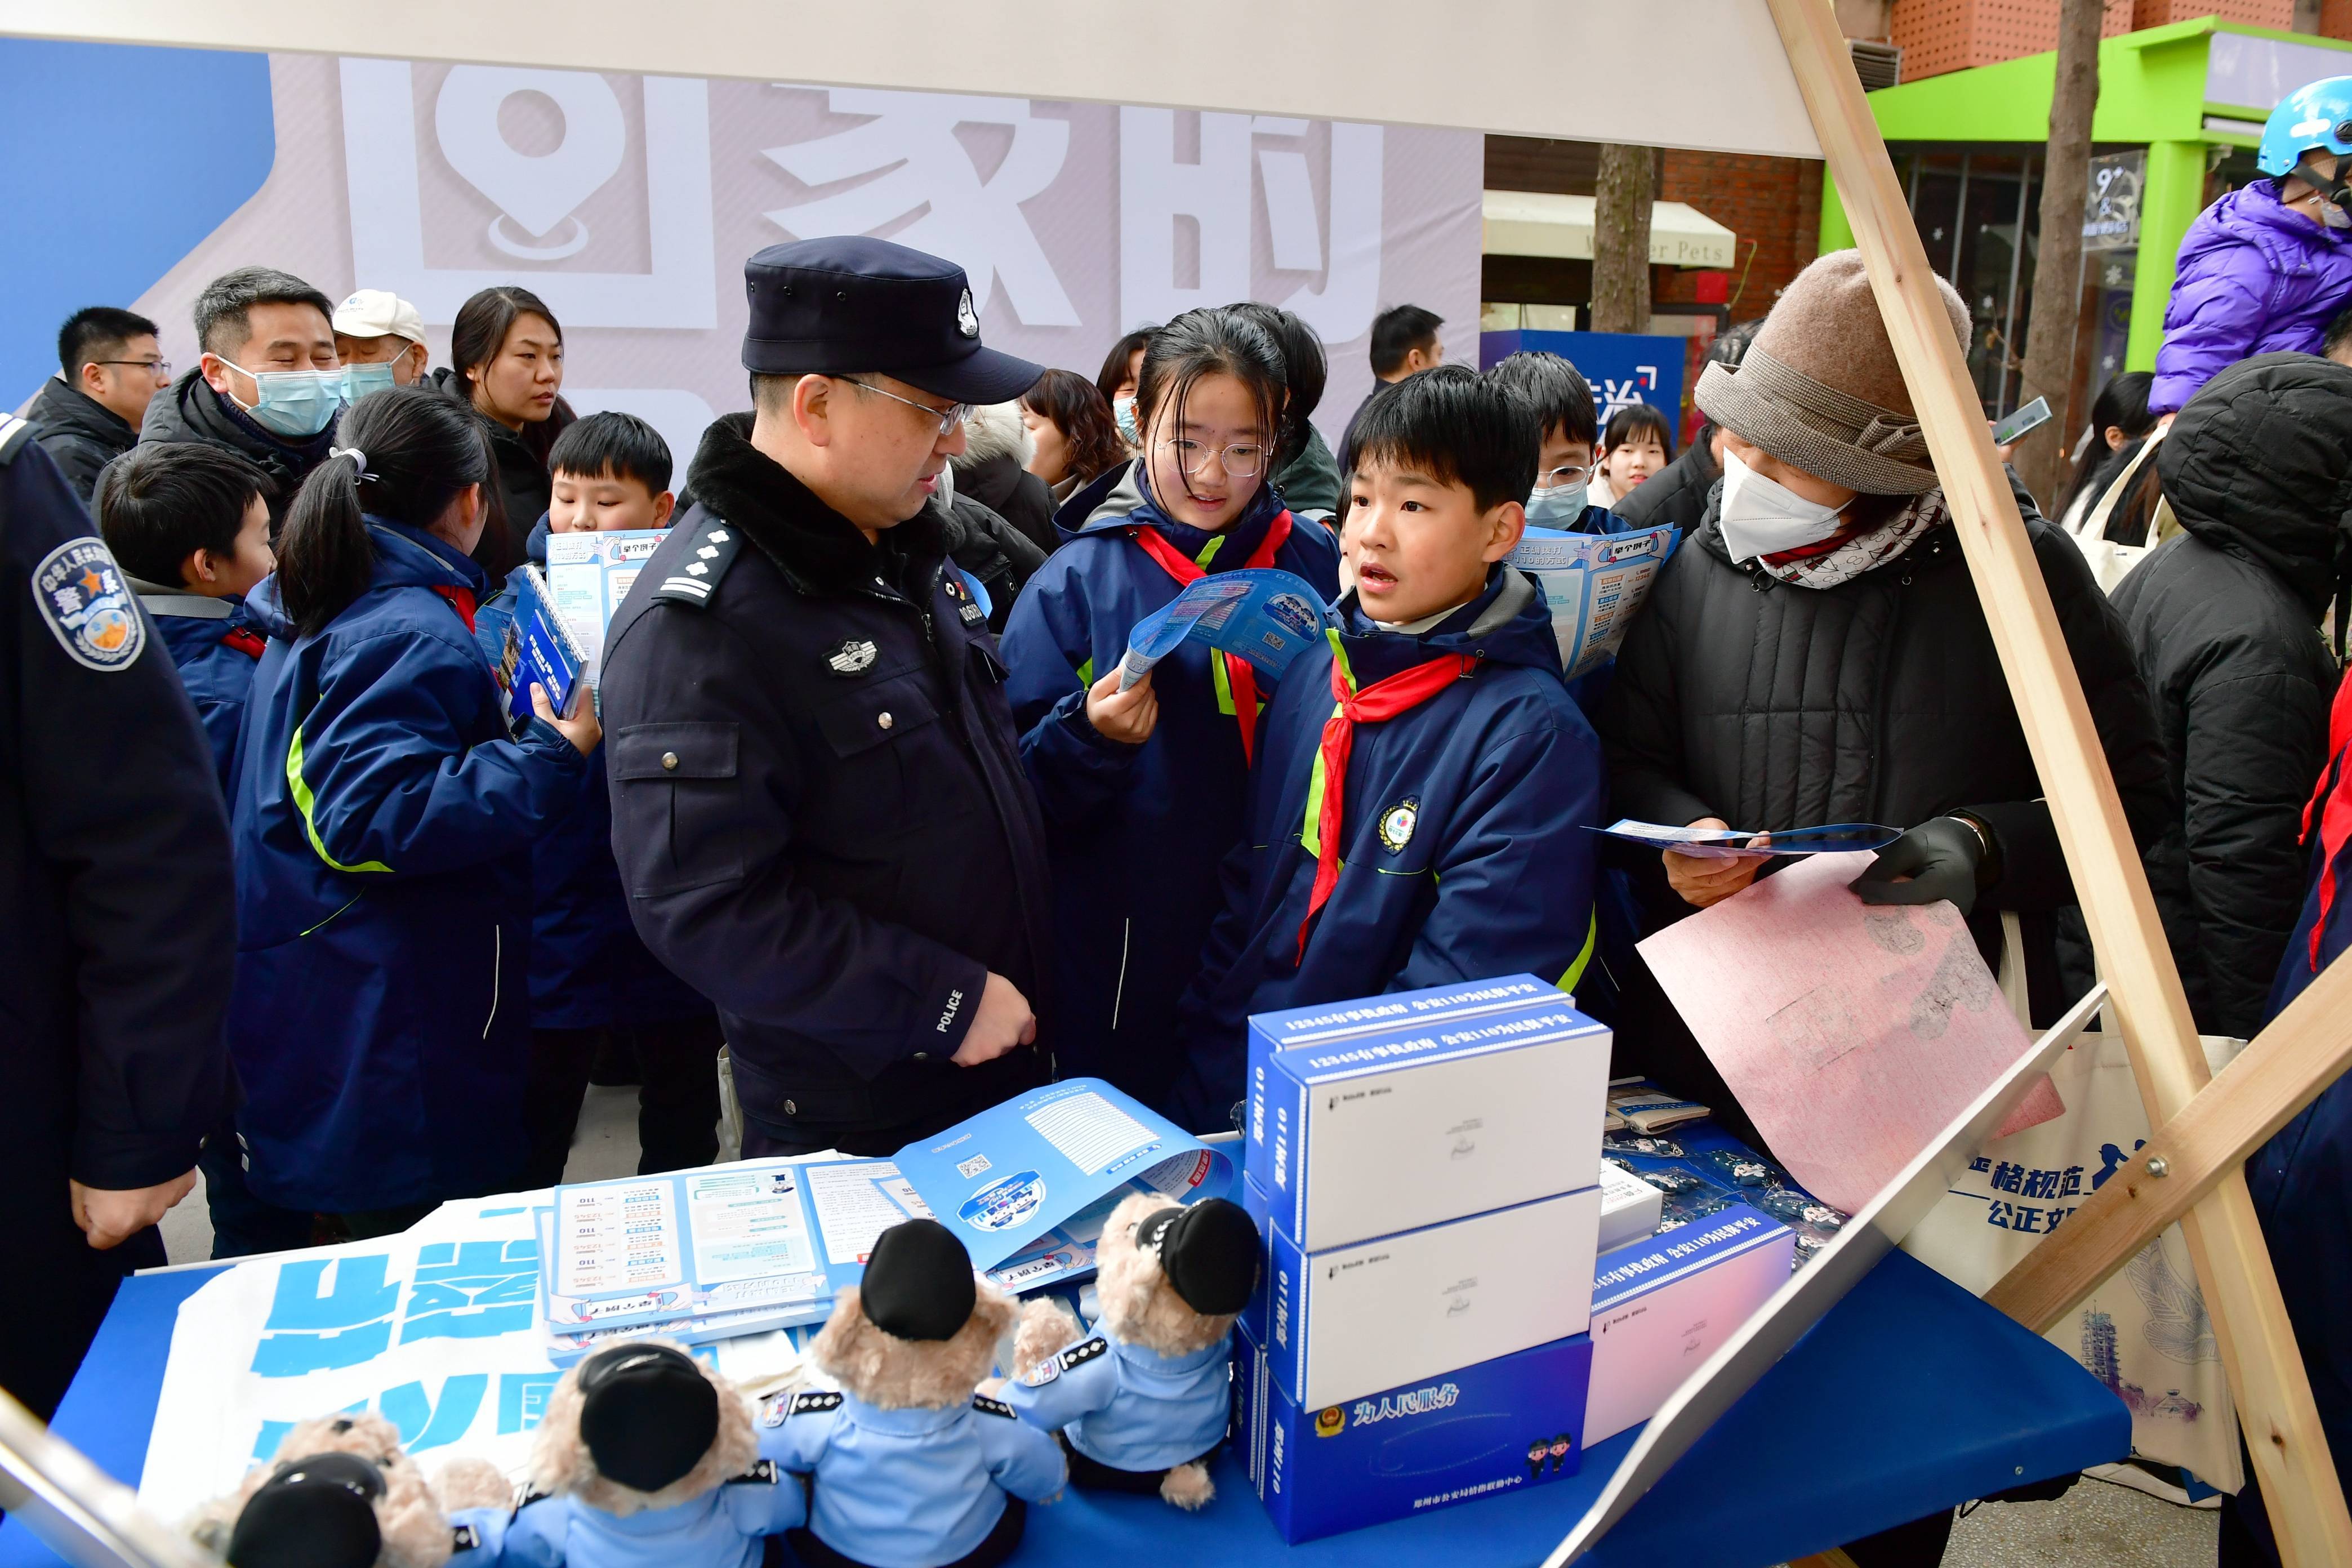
[1891,0,2136,83]
[1657,152,1827,321]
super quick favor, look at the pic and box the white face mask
[1716,449,1850,563]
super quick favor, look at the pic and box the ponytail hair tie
[329,446,377,480]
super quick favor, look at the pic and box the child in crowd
[94,443,274,791]
[224,386,596,1248]
[1003,308,1340,1113]
[1485,351,1627,536]
[489,412,723,1189]
[1165,365,1604,1130]
[1593,403,1674,509]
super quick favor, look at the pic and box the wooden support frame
[1765,1,2352,1559]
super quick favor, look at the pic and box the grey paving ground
[157,1093,2221,1565]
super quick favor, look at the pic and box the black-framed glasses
[93,359,171,377]
[843,377,969,435]
[1157,435,1268,479]
[1536,460,1598,488]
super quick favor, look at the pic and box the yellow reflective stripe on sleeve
[1298,704,1342,858]
[1557,910,1598,995]
[1076,656,1094,687]
[287,725,391,874]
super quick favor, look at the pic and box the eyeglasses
[1156,436,1268,479]
[843,377,969,436]
[93,359,171,377]
[1537,460,1598,488]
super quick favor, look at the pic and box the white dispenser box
[1584,1203,1793,1444]
[1596,1158,1665,1251]
[1246,982,1610,1253]
[1263,1186,1602,1410]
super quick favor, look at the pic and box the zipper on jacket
[1110,918,1133,1031]
[1865,571,1912,823]
[482,923,502,1040]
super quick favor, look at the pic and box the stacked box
[1584,1204,1794,1444]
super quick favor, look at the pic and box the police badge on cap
[739,237,1041,405]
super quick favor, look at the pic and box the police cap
[576,1343,719,1493]
[861,1218,977,1341]
[226,1452,384,1568]
[740,237,1044,406]
[1137,1197,1260,1317]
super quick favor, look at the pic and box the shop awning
[1482,189,1737,268]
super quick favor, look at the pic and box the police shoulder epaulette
[651,519,743,608]
[0,413,33,465]
[1058,1337,1110,1373]
[723,1459,779,1486]
[449,1523,482,1553]
[789,1389,843,1416]
[971,1394,1015,1419]
[511,1486,552,1517]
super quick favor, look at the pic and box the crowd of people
[14,84,2352,1567]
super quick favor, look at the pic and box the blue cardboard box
[1233,1318,1594,1544]
[1246,984,1610,1252]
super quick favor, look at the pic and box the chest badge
[1378,796,1420,854]
[826,638,879,677]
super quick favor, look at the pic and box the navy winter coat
[226,518,586,1212]
[1167,566,1603,1130]
[1000,462,1339,1111]
[130,580,265,795]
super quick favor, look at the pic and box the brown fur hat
[527,1340,758,1517]
[810,1280,1019,1411]
[187,1414,464,1568]
[1093,1192,1242,1358]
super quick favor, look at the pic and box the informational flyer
[545,527,667,680]
[1597,818,1903,859]
[892,1078,1234,1271]
[1507,523,1678,678]
[1118,567,1331,689]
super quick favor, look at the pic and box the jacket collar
[1107,1331,1229,1383]
[1335,564,1557,684]
[364,515,491,595]
[145,368,338,474]
[684,412,950,599]
[30,377,135,444]
[835,1389,971,1437]
[125,573,235,620]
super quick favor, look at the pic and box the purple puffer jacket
[2151,179,2352,413]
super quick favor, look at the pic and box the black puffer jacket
[2114,353,2351,1039]
[1612,430,1719,535]
[25,378,136,502]
[1600,486,2174,1024]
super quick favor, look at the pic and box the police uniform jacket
[600,414,1053,1152]
[759,1388,1064,1568]
[997,1326,1231,1473]
[483,1464,804,1568]
[0,418,233,1416]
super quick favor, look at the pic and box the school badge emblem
[956,288,979,338]
[31,538,143,672]
[1378,796,1420,854]
[826,638,879,676]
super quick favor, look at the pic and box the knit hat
[1694,250,1970,494]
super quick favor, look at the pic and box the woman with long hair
[430,286,577,576]
[2056,370,2157,532]
[1020,367,1128,506]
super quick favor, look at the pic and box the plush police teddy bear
[189,1413,510,1568]
[764,1218,1064,1568]
[999,1192,1258,1509]
[499,1338,803,1568]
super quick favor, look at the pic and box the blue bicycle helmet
[2258,75,2352,176]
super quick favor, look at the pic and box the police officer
[602,238,1054,1156]
[0,413,234,1419]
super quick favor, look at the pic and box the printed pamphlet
[1118,568,1330,691]
[500,564,587,723]
[1507,523,1678,678]
[545,528,666,688]
[1597,818,1902,859]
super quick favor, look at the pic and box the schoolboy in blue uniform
[473,413,723,1188]
[93,442,275,791]
[1166,366,1604,1129]
[1485,350,1627,537]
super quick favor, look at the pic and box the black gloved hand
[1849,816,1993,915]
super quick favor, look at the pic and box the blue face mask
[341,362,398,404]
[220,362,345,439]
[1114,395,1139,444]
[1525,481,1588,527]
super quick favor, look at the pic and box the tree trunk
[2014,0,2102,510]
[1591,143,1655,335]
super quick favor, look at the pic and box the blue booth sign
[1479,329,1686,430]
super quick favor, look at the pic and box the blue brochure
[1507,523,1678,678]
[500,563,587,723]
[892,1078,1235,1272]
[1596,818,1903,859]
[1117,567,1330,690]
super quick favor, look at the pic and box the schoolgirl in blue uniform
[1168,366,1603,1125]
[1001,309,1338,1119]
[226,386,598,1235]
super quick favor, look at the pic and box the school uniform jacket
[128,576,265,795]
[1000,463,1339,1111]
[226,519,586,1211]
[1167,567,1603,1130]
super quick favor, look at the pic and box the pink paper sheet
[1636,851,2064,1214]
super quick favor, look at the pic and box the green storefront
[1818,18,2352,418]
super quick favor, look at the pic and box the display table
[0,1243,2126,1568]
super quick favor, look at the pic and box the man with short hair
[26,307,168,501]
[131,266,342,524]
[1369,304,1445,384]
[333,289,431,386]
[601,238,1056,1156]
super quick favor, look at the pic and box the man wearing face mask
[123,267,351,528]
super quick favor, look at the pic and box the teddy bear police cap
[576,1342,720,1493]
[225,1452,386,1568]
[1135,1198,1259,1317]
[861,1218,978,1340]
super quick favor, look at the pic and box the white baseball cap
[333,289,426,345]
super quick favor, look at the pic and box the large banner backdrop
[6,44,1484,461]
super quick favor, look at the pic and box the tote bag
[2067,427,2180,595]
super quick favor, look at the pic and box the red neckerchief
[221,626,268,659]
[428,584,478,632]
[1296,648,1475,962]
[1128,509,1294,765]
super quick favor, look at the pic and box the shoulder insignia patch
[1022,1357,1061,1388]
[788,1389,843,1417]
[652,520,742,608]
[826,638,879,677]
[30,537,144,672]
[972,1394,1015,1418]
[1057,1337,1110,1374]
[0,413,33,463]
[724,1460,779,1486]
